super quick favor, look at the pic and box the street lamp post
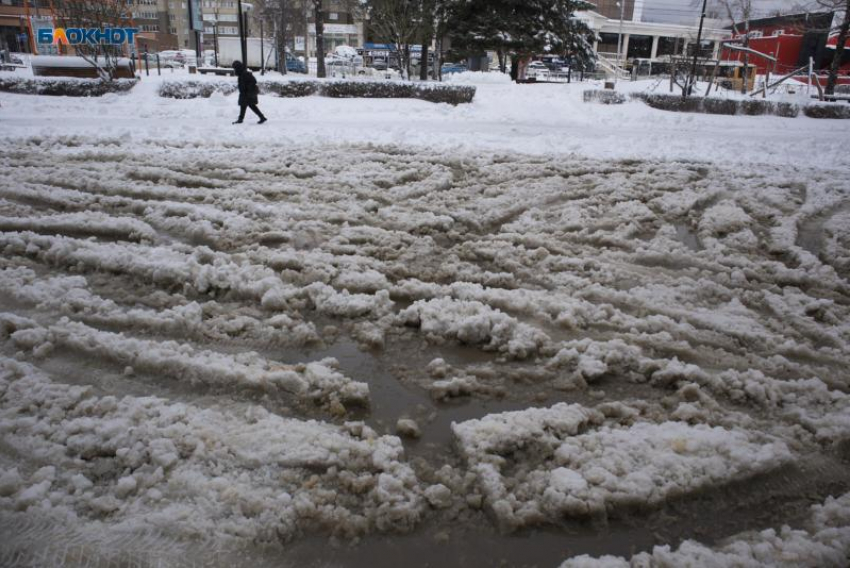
[212,14,219,68]
[687,0,709,96]
[615,0,626,85]
[237,0,247,64]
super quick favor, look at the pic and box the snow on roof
[31,55,133,68]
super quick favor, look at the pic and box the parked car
[441,62,467,75]
[333,45,364,66]
[370,56,388,71]
[286,53,307,74]
[157,50,197,68]
[540,57,569,72]
[526,61,550,79]
[326,58,364,77]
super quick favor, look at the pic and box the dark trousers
[239,103,265,121]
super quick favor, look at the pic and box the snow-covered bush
[773,101,800,117]
[582,89,626,104]
[259,80,319,98]
[634,92,800,119]
[740,98,773,116]
[321,80,475,104]
[158,77,476,105]
[703,97,739,115]
[157,79,236,99]
[641,93,703,113]
[803,102,850,119]
[0,76,137,97]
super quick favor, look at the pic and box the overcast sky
[641,0,820,25]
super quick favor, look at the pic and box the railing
[595,52,630,81]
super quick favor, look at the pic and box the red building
[723,12,849,79]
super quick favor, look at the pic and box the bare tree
[418,0,437,80]
[813,0,850,95]
[312,0,327,77]
[53,0,131,80]
[259,0,302,74]
[365,0,423,79]
[718,0,753,94]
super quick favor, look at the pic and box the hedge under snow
[158,78,477,105]
[630,92,802,118]
[0,75,138,97]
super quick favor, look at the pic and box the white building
[578,4,730,70]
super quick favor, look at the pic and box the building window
[773,29,784,36]
[328,12,338,20]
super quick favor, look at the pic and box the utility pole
[187,0,200,60]
[237,0,247,64]
[305,1,311,74]
[687,0,708,96]
[615,0,626,84]
[213,11,219,67]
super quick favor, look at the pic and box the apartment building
[131,0,178,52]
[199,0,241,51]
[0,0,28,53]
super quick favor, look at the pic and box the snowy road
[1,75,850,567]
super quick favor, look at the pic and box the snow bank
[2,315,368,409]
[0,267,320,346]
[399,298,550,359]
[444,71,513,85]
[0,358,422,541]
[454,404,792,530]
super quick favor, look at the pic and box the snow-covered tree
[363,0,424,79]
[545,0,597,69]
[446,0,596,70]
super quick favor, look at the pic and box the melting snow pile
[0,137,848,563]
[0,358,421,541]
[453,403,792,530]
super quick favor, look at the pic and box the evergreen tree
[446,0,596,68]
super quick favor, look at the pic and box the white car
[526,61,550,79]
[325,58,365,77]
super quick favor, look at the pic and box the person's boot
[232,119,243,124]
[258,116,267,124]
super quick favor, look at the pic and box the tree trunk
[420,40,430,80]
[404,43,411,80]
[419,0,435,81]
[826,2,850,96]
[314,0,325,78]
[497,48,506,73]
[277,0,287,74]
[435,32,443,81]
[741,19,750,94]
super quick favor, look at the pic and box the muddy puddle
[4,449,847,568]
[673,223,702,251]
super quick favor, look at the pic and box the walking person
[232,60,267,124]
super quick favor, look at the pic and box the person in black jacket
[232,60,267,124]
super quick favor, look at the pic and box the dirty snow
[1,70,849,566]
